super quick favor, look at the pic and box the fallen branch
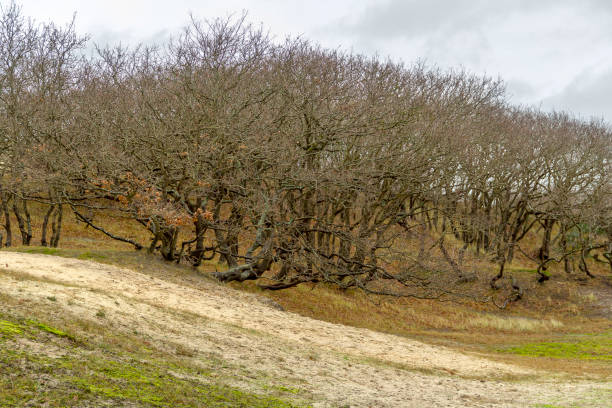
[72,207,143,250]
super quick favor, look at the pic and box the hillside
[0,3,610,407]
[1,251,610,407]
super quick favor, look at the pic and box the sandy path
[0,252,608,407]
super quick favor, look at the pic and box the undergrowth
[2,206,612,379]
[0,309,305,407]
[500,331,612,361]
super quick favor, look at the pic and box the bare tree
[2,5,609,303]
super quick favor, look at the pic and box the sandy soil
[0,251,609,407]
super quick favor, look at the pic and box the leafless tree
[1,5,609,303]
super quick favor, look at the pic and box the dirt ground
[0,251,609,407]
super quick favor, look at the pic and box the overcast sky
[14,0,612,124]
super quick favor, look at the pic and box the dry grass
[2,204,612,378]
[468,315,564,332]
[0,290,303,407]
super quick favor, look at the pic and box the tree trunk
[159,227,178,261]
[23,199,31,245]
[189,213,208,266]
[1,192,12,247]
[536,218,554,282]
[213,255,273,283]
[41,204,55,247]
[578,248,594,278]
[560,223,573,274]
[13,197,32,245]
[214,227,238,267]
[50,203,63,247]
[491,245,506,289]
[538,219,553,263]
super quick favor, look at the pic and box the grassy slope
[0,290,305,407]
[1,203,611,406]
[9,245,612,378]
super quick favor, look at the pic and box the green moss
[276,386,301,395]
[27,319,73,340]
[0,342,303,407]
[77,251,108,261]
[0,320,22,336]
[500,332,612,360]
[12,247,98,260]
[20,247,62,256]
[49,352,300,407]
[534,405,566,408]
[264,385,302,395]
[0,312,305,408]
[0,348,74,407]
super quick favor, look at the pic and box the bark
[13,197,32,245]
[536,264,550,283]
[212,198,240,267]
[148,234,160,253]
[213,255,273,283]
[23,199,31,244]
[189,214,207,266]
[538,219,554,263]
[536,218,554,283]
[603,236,612,273]
[73,207,143,250]
[50,203,63,247]
[439,236,463,277]
[1,192,12,247]
[578,248,594,278]
[490,251,506,289]
[560,223,573,274]
[159,227,178,261]
[41,204,55,247]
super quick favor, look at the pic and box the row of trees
[1,3,610,299]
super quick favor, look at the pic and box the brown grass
[2,202,612,377]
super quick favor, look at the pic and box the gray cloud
[542,68,612,122]
[331,1,545,40]
[90,28,170,48]
[319,0,612,124]
[506,79,537,100]
[583,0,612,14]
[332,0,612,41]
[14,0,612,124]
